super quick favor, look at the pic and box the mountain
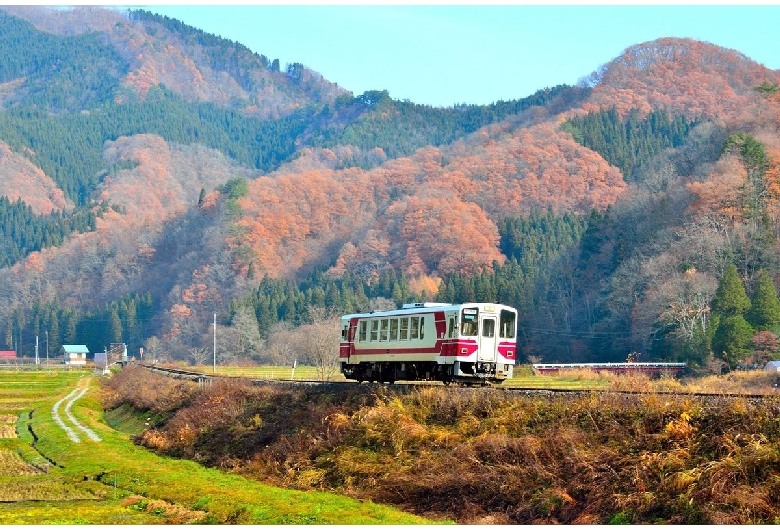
[1,6,779,370]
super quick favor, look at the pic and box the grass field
[0,370,438,525]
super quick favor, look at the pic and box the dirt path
[50,378,101,443]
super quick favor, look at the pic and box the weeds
[106,366,780,524]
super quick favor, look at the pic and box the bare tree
[210,307,264,366]
[229,306,263,360]
[300,306,342,381]
[369,297,397,312]
[214,323,236,366]
[265,321,298,365]
[144,336,162,363]
[188,346,210,367]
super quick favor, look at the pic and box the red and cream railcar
[339,302,518,385]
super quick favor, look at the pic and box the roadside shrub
[102,364,198,413]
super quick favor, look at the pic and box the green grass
[0,370,86,414]
[0,371,441,524]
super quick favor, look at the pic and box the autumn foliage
[3,24,780,364]
[586,38,780,121]
[230,120,626,283]
[0,142,71,215]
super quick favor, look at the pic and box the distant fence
[533,362,687,376]
[0,357,89,371]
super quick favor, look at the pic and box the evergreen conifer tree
[712,315,754,369]
[711,263,751,317]
[747,270,780,332]
[711,263,754,369]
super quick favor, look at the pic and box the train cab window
[400,318,409,340]
[410,317,420,340]
[460,308,478,336]
[341,325,347,340]
[390,319,399,341]
[370,320,379,342]
[359,321,367,342]
[482,319,495,338]
[499,310,516,339]
[380,319,389,341]
[448,317,455,338]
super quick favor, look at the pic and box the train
[339,302,518,385]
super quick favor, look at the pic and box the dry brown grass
[0,414,17,438]
[0,448,40,477]
[120,495,206,524]
[679,370,780,394]
[105,368,780,524]
[598,369,780,395]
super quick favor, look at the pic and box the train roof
[341,302,516,320]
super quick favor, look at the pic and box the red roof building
[0,350,16,358]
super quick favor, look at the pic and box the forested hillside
[0,6,779,372]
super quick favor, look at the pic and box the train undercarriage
[340,360,510,385]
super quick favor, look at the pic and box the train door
[347,318,359,362]
[478,315,497,362]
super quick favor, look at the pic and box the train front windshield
[460,308,478,336]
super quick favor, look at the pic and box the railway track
[138,363,780,400]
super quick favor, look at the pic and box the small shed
[62,345,89,365]
[764,360,780,372]
[0,350,16,359]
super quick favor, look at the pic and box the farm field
[0,370,437,525]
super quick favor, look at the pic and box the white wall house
[61,345,89,365]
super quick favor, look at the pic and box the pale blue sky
[127,4,780,108]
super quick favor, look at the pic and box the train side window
[390,319,399,341]
[380,319,389,341]
[410,317,419,340]
[482,319,495,338]
[419,316,425,340]
[359,321,367,342]
[448,317,455,338]
[499,310,516,339]
[400,318,409,340]
[370,320,379,342]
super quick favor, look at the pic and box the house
[61,345,89,365]
[764,360,780,372]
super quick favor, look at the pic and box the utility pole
[213,313,217,374]
[45,331,49,366]
[35,336,39,365]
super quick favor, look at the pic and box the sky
[117,3,780,108]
